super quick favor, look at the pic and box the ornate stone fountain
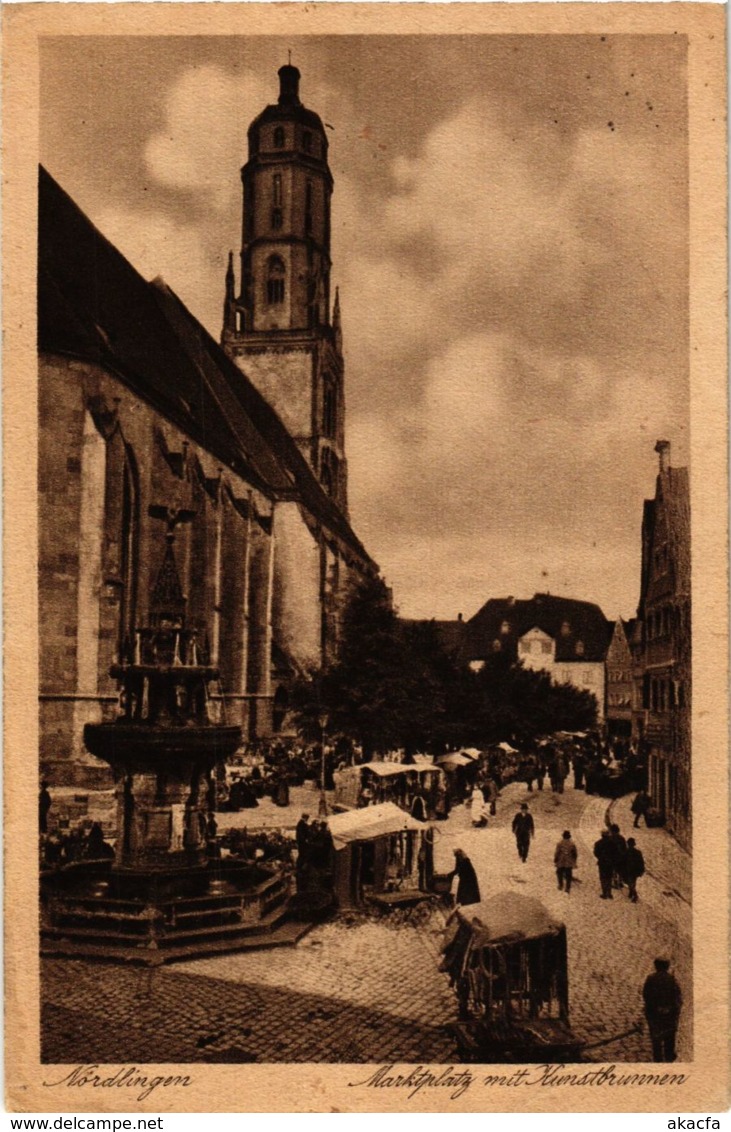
[41,509,302,963]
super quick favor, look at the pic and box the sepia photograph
[3,1,728,1115]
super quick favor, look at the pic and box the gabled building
[605,618,636,738]
[631,441,691,850]
[461,593,613,720]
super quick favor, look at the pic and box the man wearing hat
[642,958,683,1061]
[511,803,535,862]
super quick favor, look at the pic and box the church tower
[222,64,348,513]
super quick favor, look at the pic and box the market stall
[333,761,443,814]
[327,802,428,910]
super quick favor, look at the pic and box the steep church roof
[38,166,374,568]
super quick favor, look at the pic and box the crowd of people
[40,821,115,869]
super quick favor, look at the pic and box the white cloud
[144,65,270,212]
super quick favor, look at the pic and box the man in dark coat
[593,829,615,898]
[631,789,652,827]
[643,958,682,1061]
[39,781,52,834]
[295,812,311,878]
[511,803,535,862]
[609,823,628,889]
[452,848,480,905]
[624,837,645,902]
[572,752,585,790]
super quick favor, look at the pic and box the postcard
[3,1,728,1114]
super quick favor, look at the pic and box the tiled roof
[466,593,613,663]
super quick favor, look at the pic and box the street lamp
[318,710,329,817]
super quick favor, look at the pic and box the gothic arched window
[272,173,282,206]
[322,379,337,438]
[273,126,285,148]
[266,256,285,304]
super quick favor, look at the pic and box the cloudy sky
[41,34,689,621]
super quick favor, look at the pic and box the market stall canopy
[327,802,425,850]
[456,893,564,946]
[436,753,472,768]
[358,761,436,778]
[496,742,519,753]
[460,748,482,759]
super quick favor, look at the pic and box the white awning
[327,802,425,850]
[436,753,472,768]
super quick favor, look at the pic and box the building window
[575,640,585,656]
[500,620,511,635]
[562,669,571,683]
[560,620,571,637]
[642,673,651,709]
[491,639,501,652]
[273,126,285,148]
[271,208,283,230]
[303,130,312,153]
[541,641,552,655]
[266,256,285,304]
[519,640,531,655]
[583,670,593,685]
[272,173,282,206]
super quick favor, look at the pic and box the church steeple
[221,65,348,514]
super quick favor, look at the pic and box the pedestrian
[642,958,682,1061]
[572,752,585,790]
[295,812,311,872]
[39,780,52,835]
[521,756,536,793]
[452,848,481,905]
[624,837,645,902]
[631,788,652,828]
[418,824,437,890]
[554,830,577,893]
[554,753,568,794]
[609,822,627,889]
[482,776,498,816]
[593,829,615,899]
[512,803,535,863]
[535,756,546,792]
[470,791,489,828]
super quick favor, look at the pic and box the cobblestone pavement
[41,780,691,1064]
[431,780,692,1062]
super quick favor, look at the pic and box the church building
[38,66,375,789]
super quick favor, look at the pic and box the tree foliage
[290,575,598,754]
